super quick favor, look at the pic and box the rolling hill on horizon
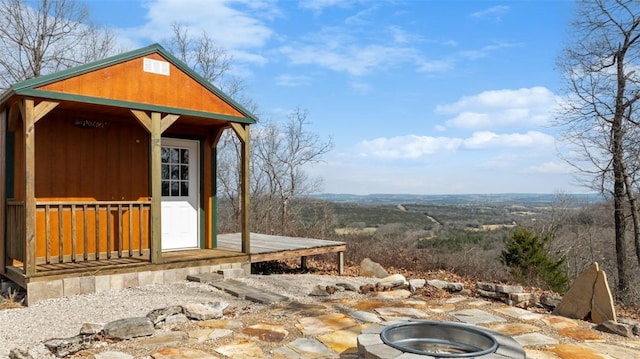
[309,192,602,206]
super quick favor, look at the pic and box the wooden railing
[34,201,151,264]
[6,201,25,262]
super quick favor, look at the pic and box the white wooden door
[161,138,199,250]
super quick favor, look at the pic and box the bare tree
[0,0,116,90]
[167,23,231,86]
[556,0,640,298]
[253,108,333,234]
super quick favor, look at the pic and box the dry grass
[334,227,377,235]
[0,290,24,310]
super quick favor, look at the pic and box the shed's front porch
[5,232,345,304]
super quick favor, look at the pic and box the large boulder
[554,262,616,324]
[359,258,389,278]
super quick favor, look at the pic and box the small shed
[0,44,257,302]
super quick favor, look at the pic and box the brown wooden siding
[34,112,149,200]
[37,53,244,118]
[12,119,24,201]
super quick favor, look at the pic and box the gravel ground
[0,274,377,358]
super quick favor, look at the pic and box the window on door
[161,146,190,197]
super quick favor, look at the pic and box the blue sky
[84,0,579,195]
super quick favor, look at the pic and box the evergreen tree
[500,227,569,293]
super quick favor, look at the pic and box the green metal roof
[0,43,258,124]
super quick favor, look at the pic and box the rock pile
[10,301,230,358]
[476,282,537,307]
[353,258,640,340]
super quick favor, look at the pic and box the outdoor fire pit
[358,320,526,358]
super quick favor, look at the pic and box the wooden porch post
[22,99,36,276]
[20,99,59,276]
[0,108,6,274]
[205,128,224,249]
[131,110,179,263]
[150,112,162,263]
[230,123,250,254]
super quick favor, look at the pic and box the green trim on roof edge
[19,89,254,124]
[4,44,257,124]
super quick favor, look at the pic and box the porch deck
[5,233,346,287]
[218,232,346,272]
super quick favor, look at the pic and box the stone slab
[514,332,559,347]
[242,323,289,342]
[592,270,616,324]
[554,262,599,320]
[245,290,289,304]
[209,280,250,297]
[317,327,360,354]
[485,323,541,336]
[94,352,134,359]
[152,347,218,358]
[216,341,264,358]
[287,338,336,358]
[557,328,603,342]
[350,310,382,323]
[450,309,507,324]
[187,273,224,283]
[375,307,429,319]
[524,349,562,359]
[209,280,288,304]
[493,306,543,321]
[582,342,640,359]
[137,331,187,349]
[542,316,579,329]
[272,345,303,359]
[297,313,359,336]
[547,344,611,359]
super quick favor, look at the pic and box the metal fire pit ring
[357,320,527,359]
[380,321,498,357]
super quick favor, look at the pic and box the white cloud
[417,58,455,73]
[349,80,372,94]
[355,130,553,160]
[358,135,462,159]
[470,5,510,21]
[460,42,517,60]
[523,161,574,174]
[344,6,379,25]
[463,131,555,149]
[118,0,274,62]
[299,0,354,12]
[437,87,560,129]
[275,74,311,87]
[280,42,421,76]
[389,26,409,44]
